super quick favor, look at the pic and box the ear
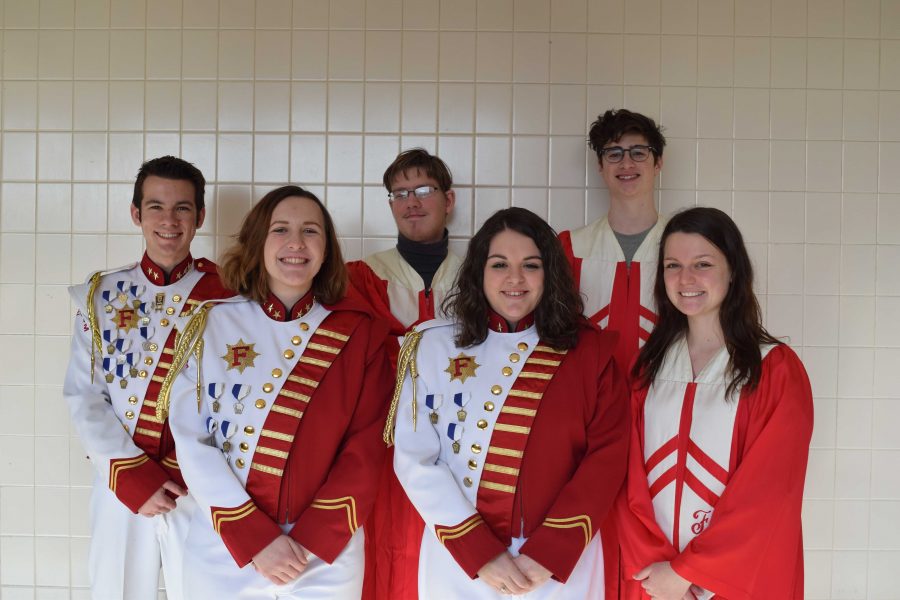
[196,207,206,229]
[654,154,664,173]
[444,189,456,215]
[130,204,142,226]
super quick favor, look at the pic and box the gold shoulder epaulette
[156,304,213,421]
[383,329,424,447]
[86,272,104,384]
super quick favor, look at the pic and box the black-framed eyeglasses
[388,185,439,202]
[600,145,657,163]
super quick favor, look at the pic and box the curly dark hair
[382,147,453,192]
[132,155,206,223]
[588,109,666,166]
[443,208,584,350]
[218,186,347,305]
[632,207,780,398]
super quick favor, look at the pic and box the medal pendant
[457,409,467,421]
[429,411,439,424]
[129,367,138,378]
[107,344,115,354]
[117,292,128,303]
[119,378,128,389]
[154,293,165,312]
[212,400,220,413]
[452,441,461,454]
[142,342,152,351]
[104,304,113,314]
[132,299,141,309]
[233,402,244,415]
[105,373,114,383]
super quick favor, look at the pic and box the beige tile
[660,36,697,86]
[476,0,512,30]
[589,0,624,33]
[253,134,289,182]
[772,0,807,36]
[365,0,402,29]
[403,0,438,29]
[513,32,550,83]
[327,82,364,132]
[808,0,843,37]
[515,0,549,31]
[475,84,512,134]
[512,137,548,186]
[697,36,733,86]
[475,136,510,186]
[439,0,476,30]
[844,39,879,90]
[771,37,807,89]
[438,32,475,81]
[291,83,327,131]
[74,30,109,79]
[437,83,474,133]
[401,83,437,132]
[844,0,879,38]
[623,35,659,86]
[365,83,402,133]
[623,0,659,34]
[326,135,363,183]
[147,30,181,79]
[734,0,768,35]
[402,31,438,81]
[328,31,365,80]
[38,30,74,79]
[477,32,513,82]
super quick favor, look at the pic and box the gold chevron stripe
[525,358,561,367]
[544,515,592,548]
[438,518,483,544]
[279,389,310,404]
[500,405,537,417]
[163,348,174,355]
[479,480,516,494]
[134,427,161,438]
[142,400,157,408]
[109,454,149,491]
[495,423,531,434]
[299,356,332,368]
[250,462,283,476]
[160,457,179,469]
[311,496,358,532]
[534,346,567,354]
[212,503,256,534]
[261,429,294,442]
[488,446,524,458]
[151,376,166,383]
[508,390,543,400]
[307,342,341,354]
[272,404,304,418]
[287,375,319,388]
[316,329,349,342]
[157,361,172,369]
[137,413,163,424]
[255,446,290,459]
[517,371,553,380]
[435,514,482,540]
[484,463,519,476]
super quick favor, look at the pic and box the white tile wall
[0,0,898,597]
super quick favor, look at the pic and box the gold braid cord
[86,272,104,384]
[383,329,423,447]
[156,305,211,421]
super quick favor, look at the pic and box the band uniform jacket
[390,317,629,595]
[616,340,813,600]
[166,291,392,568]
[64,254,232,511]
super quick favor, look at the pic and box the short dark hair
[218,186,347,306]
[633,207,779,397]
[588,109,666,165]
[443,207,584,350]
[132,156,206,215]
[382,148,453,192]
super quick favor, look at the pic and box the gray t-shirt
[613,224,655,264]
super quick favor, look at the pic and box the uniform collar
[262,290,315,322]
[141,253,193,286]
[487,309,535,333]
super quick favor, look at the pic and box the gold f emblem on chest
[222,339,259,374]
[445,353,480,383]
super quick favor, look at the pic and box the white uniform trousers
[418,528,605,600]
[183,515,365,600]
[88,474,195,600]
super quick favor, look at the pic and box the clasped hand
[252,535,309,585]
[477,551,552,595]
[633,561,694,600]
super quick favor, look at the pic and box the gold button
[141,317,150,324]
[165,307,175,315]
[463,477,473,487]
[240,442,249,452]
[484,401,494,411]
[128,395,138,405]
[468,459,478,470]
[501,366,513,376]
[255,399,266,409]
[244,426,255,435]
[173,295,182,302]
[517,342,528,351]
[117,292,127,303]
[144,357,153,365]
[149,343,158,351]
[125,410,135,419]
[291,336,301,345]
[262,383,274,393]
[477,419,488,429]
[160,318,169,327]
[105,305,113,313]
[272,368,282,378]
[491,385,502,395]
[300,322,309,331]
[509,353,520,363]
[138,370,148,378]
[283,349,295,360]
[471,443,482,454]
[223,441,232,452]
[235,458,245,468]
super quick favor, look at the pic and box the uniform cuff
[108,454,170,513]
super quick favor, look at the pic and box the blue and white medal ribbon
[231,384,250,414]
[208,383,224,413]
[425,393,442,425]
[447,422,464,454]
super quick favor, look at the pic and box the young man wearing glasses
[559,109,667,373]
[348,147,462,600]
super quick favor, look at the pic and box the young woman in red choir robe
[617,207,813,600]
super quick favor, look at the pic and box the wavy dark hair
[443,207,583,350]
[132,155,206,223]
[219,186,347,305]
[383,147,453,192]
[588,109,666,166]
[633,207,780,397]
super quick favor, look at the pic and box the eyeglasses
[388,185,440,202]
[599,145,657,163]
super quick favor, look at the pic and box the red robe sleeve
[617,344,813,600]
[346,260,407,338]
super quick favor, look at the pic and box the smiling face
[482,229,544,328]
[130,175,204,272]
[663,232,732,325]
[388,168,455,244]
[263,196,327,307]
[598,132,662,202]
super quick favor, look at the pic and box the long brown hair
[443,207,583,350]
[218,186,347,305]
[632,207,780,397]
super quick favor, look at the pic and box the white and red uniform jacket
[392,316,629,599]
[616,339,813,600]
[559,217,665,371]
